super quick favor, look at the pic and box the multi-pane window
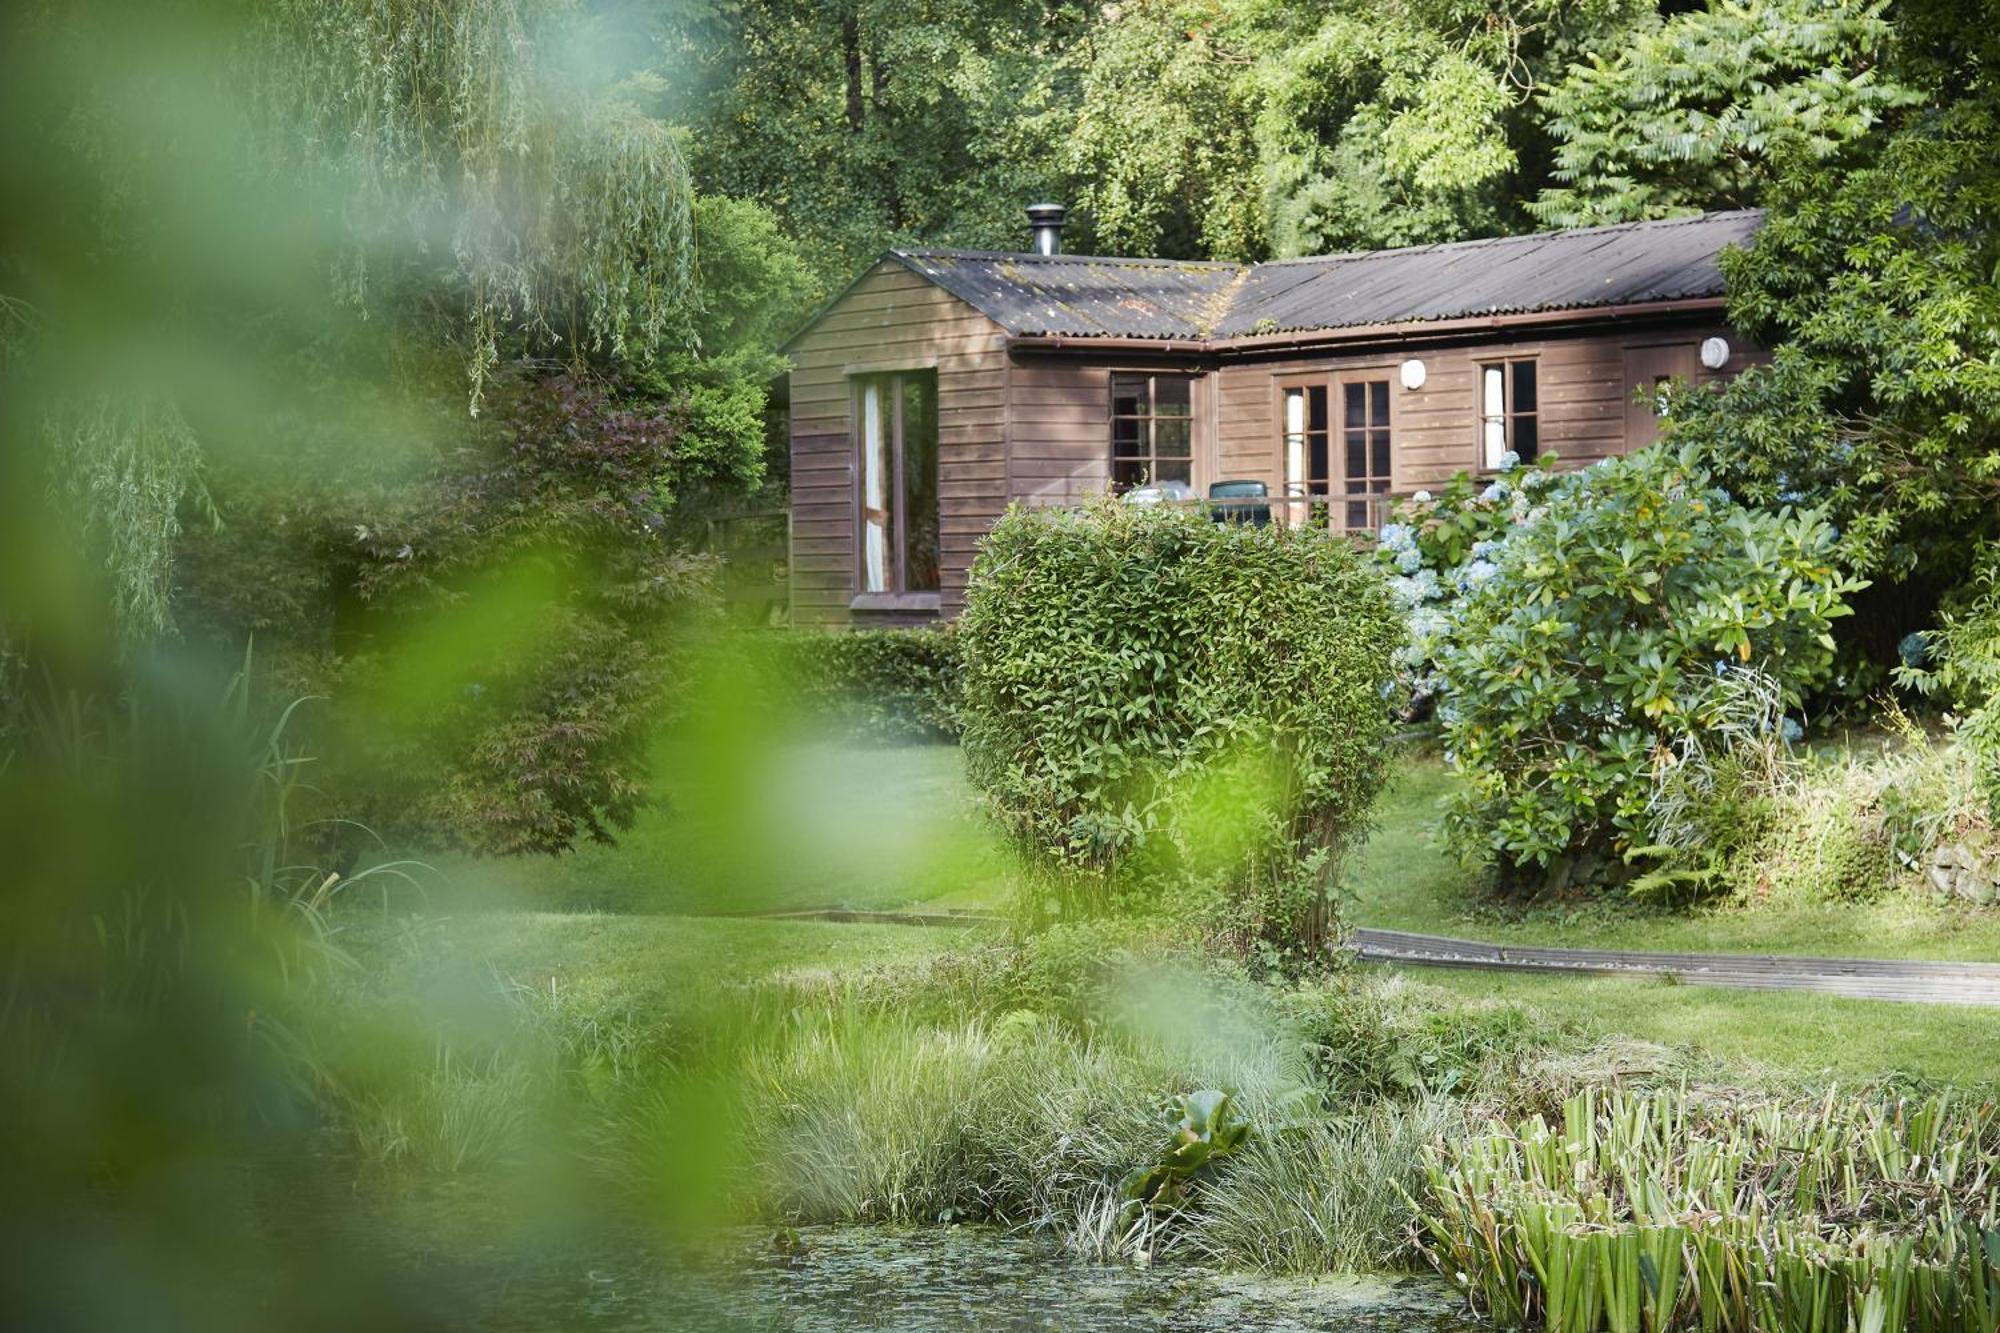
[855,370,939,595]
[1479,359,1538,469]
[1284,378,1391,532]
[1110,373,1193,490]
[1341,380,1392,531]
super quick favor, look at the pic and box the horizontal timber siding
[1212,320,1756,500]
[787,261,1010,626]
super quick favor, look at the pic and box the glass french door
[1283,376,1392,533]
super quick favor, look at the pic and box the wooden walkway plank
[1351,928,2000,1008]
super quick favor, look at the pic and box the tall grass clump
[958,497,1403,954]
[1417,1086,2000,1333]
[1192,1097,1461,1273]
[1642,670,1998,906]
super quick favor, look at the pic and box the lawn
[331,910,979,1035]
[416,739,1013,916]
[350,742,2000,1089]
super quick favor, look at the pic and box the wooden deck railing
[1017,486,1409,537]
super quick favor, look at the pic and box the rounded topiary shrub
[957,497,1404,953]
[1436,444,1865,891]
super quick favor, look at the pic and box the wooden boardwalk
[707,909,2000,1008]
[1351,928,2000,1008]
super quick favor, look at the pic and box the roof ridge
[1252,208,1764,269]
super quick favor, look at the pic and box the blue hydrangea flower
[1497,450,1521,472]
[1898,632,1929,668]
[1376,521,1415,553]
[1470,540,1499,561]
[1481,481,1509,503]
[1412,490,1433,503]
[1780,717,1804,745]
[1396,545,1425,573]
[1462,559,1500,588]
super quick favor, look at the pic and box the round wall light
[1399,358,1427,390]
[1699,336,1731,370]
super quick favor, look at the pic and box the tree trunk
[842,13,864,132]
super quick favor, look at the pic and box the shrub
[1438,445,1864,889]
[320,371,724,855]
[1640,673,1996,907]
[957,497,1403,953]
[782,625,962,742]
[1375,452,1565,711]
[1901,546,2000,818]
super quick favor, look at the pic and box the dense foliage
[1533,0,1914,227]
[1436,447,1862,888]
[1660,0,2000,645]
[319,372,723,855]
[782,626,963,743]
[1641,668,1995,905]
[650,0,1893,282]
[1902,548,2000,818]
[1423,1087,2000,1333]
[958,499,1402,952]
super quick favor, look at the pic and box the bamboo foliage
[1416,1088,2000,1333]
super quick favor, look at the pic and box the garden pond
[382,1220,1481,1331]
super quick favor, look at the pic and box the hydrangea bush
[1375,452,1564,709]
[1433,445,1865,891]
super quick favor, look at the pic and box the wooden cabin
[782,208,1764,627]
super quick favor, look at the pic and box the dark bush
[957,498,1403,954]
[781,626,962,742]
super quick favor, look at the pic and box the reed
[1415,1087,2000,1333]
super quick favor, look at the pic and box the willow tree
[15,0,702,646]
[256,0,697,411]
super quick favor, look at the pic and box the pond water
[457,1224,1483,1332]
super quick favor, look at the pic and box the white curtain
[861,381,889,592]
[1481,365,1507,469]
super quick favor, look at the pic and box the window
[1478,360,1538,469]
[1284,378,1391,532]
[1110,373,1193,490]
[1341,379,1392,531]
[855,370,939,596]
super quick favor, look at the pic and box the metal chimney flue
[1026,203,1066,256]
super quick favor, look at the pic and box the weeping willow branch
[254,0,698,412]
[49,397,213,644]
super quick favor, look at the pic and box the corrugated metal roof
[894,250,1244,340]
[887,210,1761,344]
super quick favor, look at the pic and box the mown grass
[414,739,1011,916]
[1352,757,2000,961]
[1348,758,2000,1087]
[333,910,977,1032]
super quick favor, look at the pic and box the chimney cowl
[1025,203,1066,256]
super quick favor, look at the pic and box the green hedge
[783,625,963,742]
[957,497,1403,954]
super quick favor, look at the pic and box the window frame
[1108,371,1196,493]
[1475,356,1540,471]
[849,366,941,609]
